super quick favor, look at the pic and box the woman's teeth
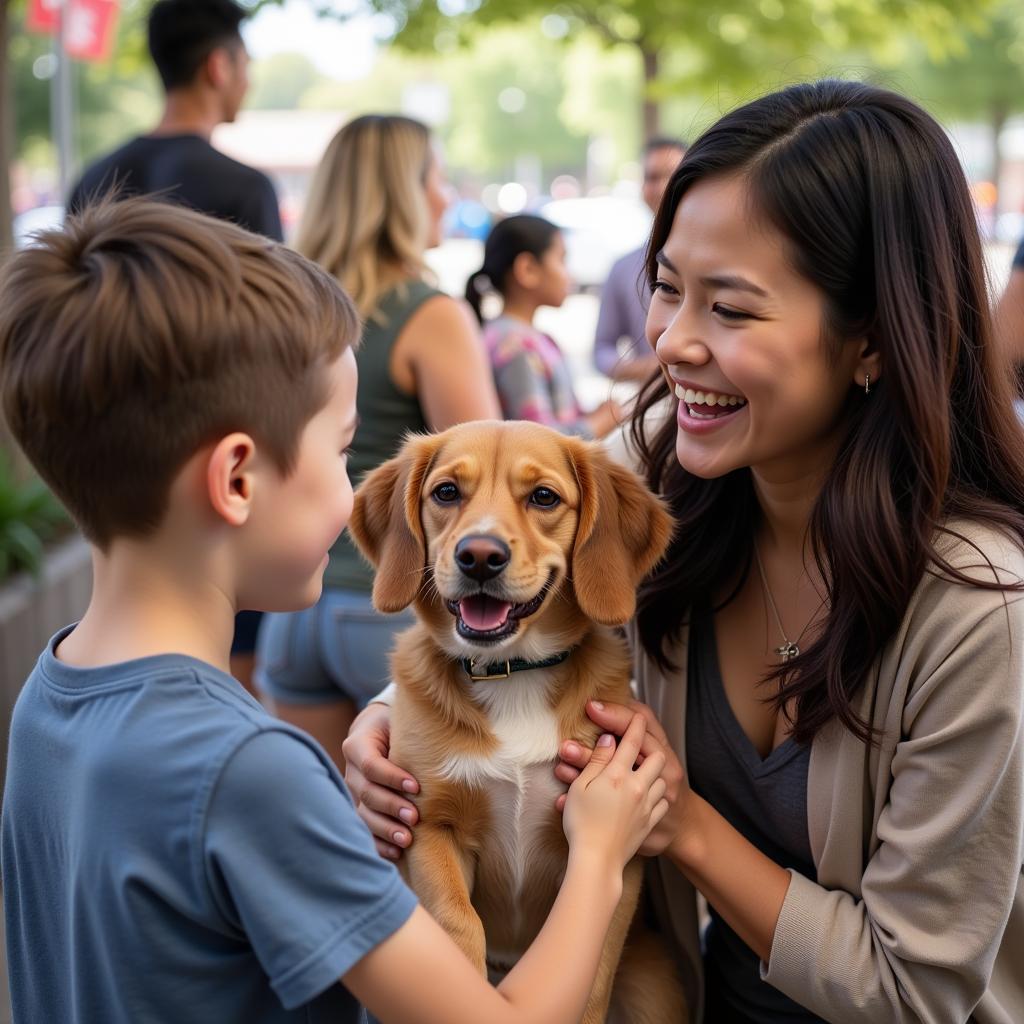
[674,384,747,410]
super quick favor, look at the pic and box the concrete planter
[0,534,92,783]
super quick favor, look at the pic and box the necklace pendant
[775,640,800,663]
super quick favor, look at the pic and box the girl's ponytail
[464,214,560,325]
[464,269,491,325]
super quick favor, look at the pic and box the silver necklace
[753,541,822,663]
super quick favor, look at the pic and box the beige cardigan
[636,520,1024,1023]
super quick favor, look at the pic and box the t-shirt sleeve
[1014,236,1024,269]
[203,728,417,1010]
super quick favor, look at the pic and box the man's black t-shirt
[68,134,283,242]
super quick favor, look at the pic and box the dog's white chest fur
[440,670,564,914]
[440,669,561,785]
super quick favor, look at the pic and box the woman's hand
[555,699,695,857]
[342,702,421,861]
[562,713,669,869]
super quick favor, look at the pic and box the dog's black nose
[455,535,510,582]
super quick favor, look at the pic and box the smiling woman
[344,79,1024,1024]
[621,78,1024,1022]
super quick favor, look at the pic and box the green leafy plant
[0,457,69,581]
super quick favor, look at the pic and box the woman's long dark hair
[465,214,560,323]
[632,79,1024,745]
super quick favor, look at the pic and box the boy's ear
[569,441,674,625]
[206,433,258,527]
[348,433,442,613]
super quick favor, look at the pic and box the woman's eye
[432,482,460,504]
[712,303,751,321]
[529,487,561,508]
[651,279,678,297]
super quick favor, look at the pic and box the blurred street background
[6,0,1024,416]
[3,1,1024,1017]
[6,0,1024,276]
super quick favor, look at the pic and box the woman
[255,115,501,768]
[343,81,1024,1021]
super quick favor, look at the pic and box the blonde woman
[256,115,501,771]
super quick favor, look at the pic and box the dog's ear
[569,442,673,625]
[348,433,441,613]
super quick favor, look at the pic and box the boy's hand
[343,703,420,861]
[556,699,692,857]
[561,713,668,870]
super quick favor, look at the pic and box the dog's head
[348,421,672,661]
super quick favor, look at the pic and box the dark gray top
[686,611,823,1023]
[68,133,283,241]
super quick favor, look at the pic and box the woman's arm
[345,718,669,1024]
[343,700,420,861]
[392,295,501,430]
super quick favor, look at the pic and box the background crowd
[1,0,1024,1021]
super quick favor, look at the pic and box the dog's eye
[432,482,460,504]
[529,487,560,508]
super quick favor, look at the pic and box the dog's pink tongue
[459,594,512,631]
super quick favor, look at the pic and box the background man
[593,136,686,382]
[68,0,282,242]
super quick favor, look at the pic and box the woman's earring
[864,373,871,396]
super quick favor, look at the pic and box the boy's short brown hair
[0,197,359,548]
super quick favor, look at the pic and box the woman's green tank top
[324,279,440,592]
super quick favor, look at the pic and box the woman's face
[646,172,869,484]
[423,151,451,250]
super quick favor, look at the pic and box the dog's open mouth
[445,576,553,643]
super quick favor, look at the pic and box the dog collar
[460,649,575,682]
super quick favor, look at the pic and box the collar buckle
[468,659,511,681]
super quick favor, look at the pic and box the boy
[0,199,667,1023]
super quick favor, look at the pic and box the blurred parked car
[13,205,64,249]
[444,199,492,241]
[995,211,1024,246]
[539,196,651,291]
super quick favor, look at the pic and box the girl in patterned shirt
[466,215,622,438]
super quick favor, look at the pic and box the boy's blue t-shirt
[1,626,417,1024]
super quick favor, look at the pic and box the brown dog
[349,420,686,1024]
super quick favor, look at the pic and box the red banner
[26,0,60,33]
[64,0,119,62]
[25,0,119,63]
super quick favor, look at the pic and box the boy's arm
[345,855,620,1024]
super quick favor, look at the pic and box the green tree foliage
[299,26,638,183]
[304,0,994,134]
[10,0,159,172]
[873,2,1024,190]
[246,50,325,108]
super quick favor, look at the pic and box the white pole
[51,0,75,203]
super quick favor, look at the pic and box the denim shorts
[254,588,414,710]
